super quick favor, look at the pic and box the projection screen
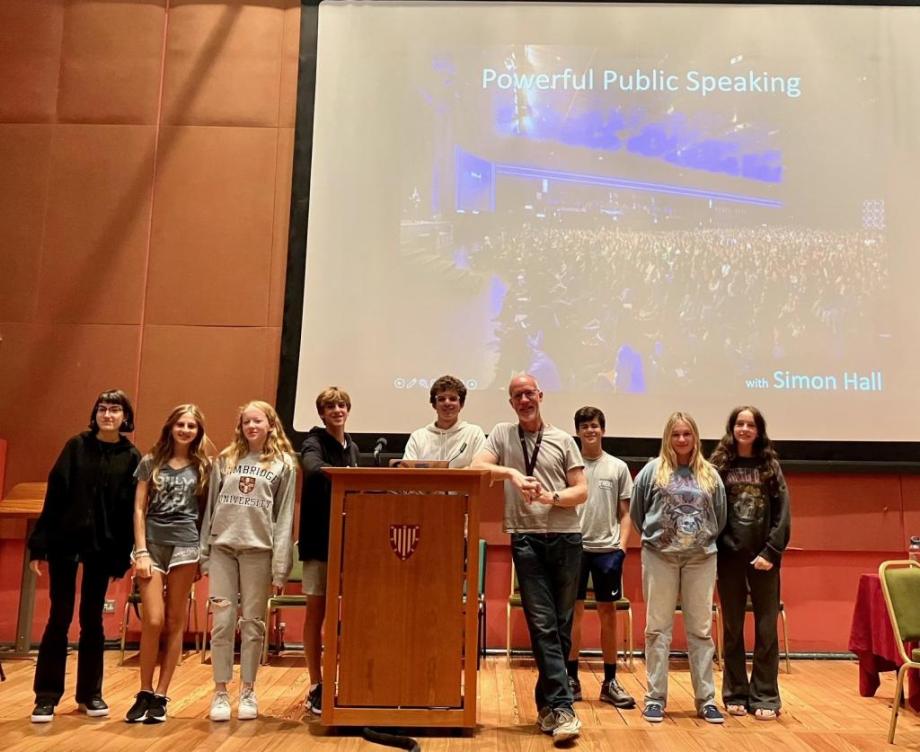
[285,1,920,447]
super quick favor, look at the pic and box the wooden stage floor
[1,653,919,751]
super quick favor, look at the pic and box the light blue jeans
[641,547,717,709]
[208,546,271,684]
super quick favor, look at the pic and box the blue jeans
[511,532,583,710]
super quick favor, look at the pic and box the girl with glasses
[28,389,141,723]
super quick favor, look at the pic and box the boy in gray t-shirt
[566,407,637,710]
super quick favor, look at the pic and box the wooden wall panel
[278,0,300,129]
[268,127,294,327]
[135,324,282,451]
[0,0,63,122]
[0,322,141,489]
[145,125,278,326]
[57,0,167,124]
[37,124,156,324]
[161,0,286,127]
[900,475,920,547]
[786,473,904,552]
[0,125,53,321]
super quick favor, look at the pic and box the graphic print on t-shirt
[725,466,765,525]
[658,474,710,550]
[151,471,197,517]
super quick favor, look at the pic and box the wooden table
[0,483,46,653]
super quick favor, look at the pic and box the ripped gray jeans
[208,545,272,684]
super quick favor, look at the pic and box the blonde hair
[220,400,295,471]
[654,411,718,494]
[147,404,212,495]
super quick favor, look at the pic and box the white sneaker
[238,687,258,720]
[209,691,231,722]
[552,707,582,745]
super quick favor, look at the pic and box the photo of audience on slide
[398,43,888,395]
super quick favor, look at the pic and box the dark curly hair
[709,405,781,495]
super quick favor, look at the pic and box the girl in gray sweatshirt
[629,411,727,724]
[199,401,296,722]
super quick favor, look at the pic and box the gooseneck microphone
[446,442,468,466]
[373,437,388,466]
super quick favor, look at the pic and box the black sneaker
[144,694,168,723]
[600,678,636,709]
[568,676,582,702]
[31,702,55,723]
[125,691,154,723]
[305,683,322,716]
[78,697,110,718]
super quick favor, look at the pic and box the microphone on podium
[446,442,468,466]
[373,437,388,466]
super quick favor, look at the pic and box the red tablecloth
[848,572,920,712]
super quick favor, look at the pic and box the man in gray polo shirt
[473,374,587,745]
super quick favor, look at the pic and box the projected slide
[294,1,920,441]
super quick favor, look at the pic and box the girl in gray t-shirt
[126,404,211,724]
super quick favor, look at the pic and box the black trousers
[33,556,111,705]
[716,551,782,710]
[511,532,583,711]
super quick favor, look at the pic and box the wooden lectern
[322,467,499,728]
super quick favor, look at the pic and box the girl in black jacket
[710,406,791,720]
[28,389,141,723]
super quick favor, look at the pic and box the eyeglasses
[510,390,539,402]
[96,405,124,415]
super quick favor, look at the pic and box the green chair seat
[268,595,307,607]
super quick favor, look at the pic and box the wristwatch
[552,492,561,506]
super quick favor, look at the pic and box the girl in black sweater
[710,406,791,720]
[28,389,141,723]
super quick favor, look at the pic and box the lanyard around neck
[518,424,544,477]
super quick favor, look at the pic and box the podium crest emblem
[389,524,421,560]
[238,476,256,494]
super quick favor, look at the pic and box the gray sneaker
[552,707,582,744]
[537,705,557,734]
[600,678,636,709]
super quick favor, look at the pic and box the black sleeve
[108,447,141,578]
[300,435,330,475]
[28,437,77,560]
[759,464,791,564]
